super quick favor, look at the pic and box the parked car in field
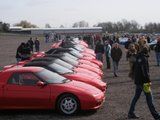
[31,52,103,76]
[46,48,96,60]
[0,67,105,115]
[23,61,106,92]
[45,54,103,76]
[148,39,157,50]
[118,37,128,45]
[32,49,100,68]
[31,57,101,79]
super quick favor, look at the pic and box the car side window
[8,73,19,85]
[8,72,40,86]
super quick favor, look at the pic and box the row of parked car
[0,38,106,115]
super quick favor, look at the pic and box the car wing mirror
[36,81,46,87]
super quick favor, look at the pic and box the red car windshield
[61,56,78,66]
[36,69,70,84]
[54,59,73,70]
[49,63,73,74]
[63,53,78,60]
[69,49,83,58]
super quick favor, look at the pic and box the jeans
[112,61,119,75]
[106,56,111,69]
[128,85,160,119]
[35,46,40,52]
[155,52,160,66]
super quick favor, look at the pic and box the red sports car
[50,42,102,67]
[0,67,105,115]
[31,57,102,79]
[23,61,106,92]
[31,52,103,76]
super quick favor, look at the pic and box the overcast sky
[1,0,160,27]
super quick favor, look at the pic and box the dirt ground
[0,33,160,120]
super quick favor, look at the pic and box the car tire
[57,94,80,115]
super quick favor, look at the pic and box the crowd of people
[14,34,160,119]
[15,37,40,62]
[94,34,160,120]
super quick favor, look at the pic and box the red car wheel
[57,94,80,115]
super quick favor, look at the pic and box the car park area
[0,34,160,120]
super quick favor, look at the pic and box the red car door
[3,72,51,109]
[0,83,4,107]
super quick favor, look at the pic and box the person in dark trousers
[125,38,132,61]
[15,42,25,62]
[27,37,34,53]
[34,37,40,52]
[128,47,160,120]
[111,43,122,77]
[154,38,160,66]
[94,41,104,62]
[125,38,132,50]
[104,41,111,69]
[21,43,31,61]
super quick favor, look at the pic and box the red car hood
[84,48,95,56]
[63,73,106,92]
[81,52,95,59]
[78,59,99,68]
[31,52,45,59]
[63,72,98,82]
[80,41,88,48]
[66,81,102,95]
[74,67,101,79]
[51,41,62,48]
[78,64,103,76]
[81,57,103,67]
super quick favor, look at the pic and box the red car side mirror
[36,81,46,87]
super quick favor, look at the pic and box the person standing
[128,47,160,120]
[111,43,122,77]
[45,34,49,43]
[34,37,40,52]
[95,41,104,62]
[21,43,31,61]
[27,37,34,53]
[104,41,111,69]
[125,38,132,61]
[126,43,137,78]
[15,42,25,62]
[154,38,160,66]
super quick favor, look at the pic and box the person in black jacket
[111,43,122,77]
[34,37,40,52]
[15,42,25,62]
[128,47,160,120]
[27,37,34,53]
[21,43,31,61]
[94,41,104,62]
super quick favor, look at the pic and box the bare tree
[45,23,51,28]
[72,21,89,28]
[14,20,38,28]
[59,25,64,28]
[0,21,10,32]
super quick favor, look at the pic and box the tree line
[0,21,10,32]
[1,19,160,33]
[95,19,160,33]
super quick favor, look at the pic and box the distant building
[9,27,102,35]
